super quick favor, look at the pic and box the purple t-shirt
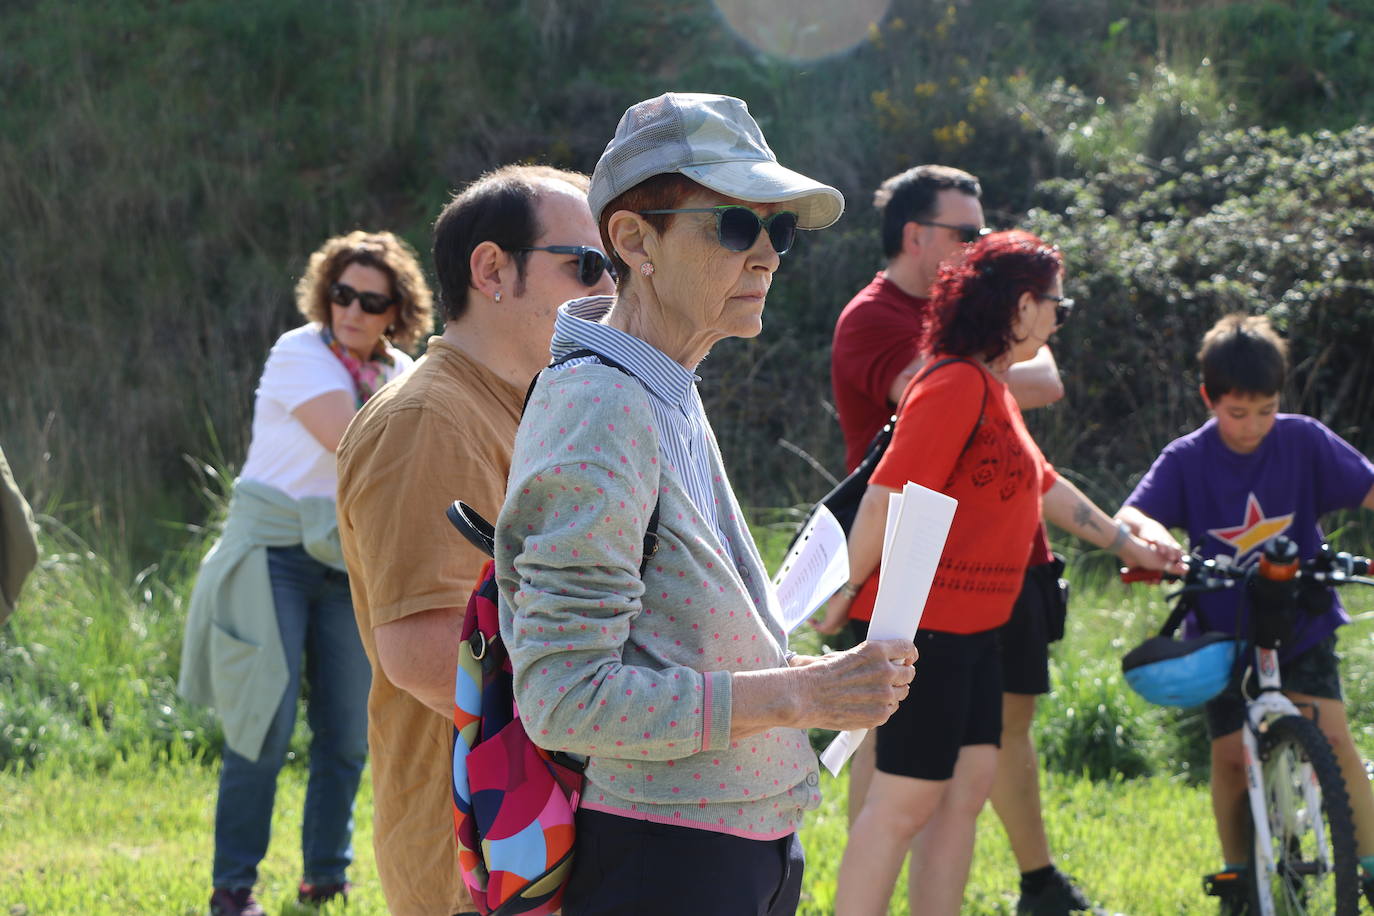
[1126,414,1374,660]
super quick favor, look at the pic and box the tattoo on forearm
[1073,501,1104,532]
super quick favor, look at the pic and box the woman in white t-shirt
[180,231,432,916]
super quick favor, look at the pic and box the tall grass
[0,461,236,772]
[5,0,1371,558]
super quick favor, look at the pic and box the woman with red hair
[820,231,1178,915]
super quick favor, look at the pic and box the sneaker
[297,881,351,907]
[1016,868,1108,915]
[1202,870,1249,916]
[208,888,265,916]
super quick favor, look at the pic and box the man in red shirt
[829,165,1102,915]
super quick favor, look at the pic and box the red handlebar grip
[1120,567,1164,585]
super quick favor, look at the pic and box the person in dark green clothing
[1,443,38,625]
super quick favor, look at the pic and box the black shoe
[1202,870,1250,916]
[208,888,265,916]
[1016,868,1108,915]
[297,881,350,907]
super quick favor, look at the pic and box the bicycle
[1122,534,1374,916]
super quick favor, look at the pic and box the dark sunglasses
[915,221,990,244]
[511,245,615,287]
[328,282,397,315]
[638,206,800,254]
[1041,294,1075,327]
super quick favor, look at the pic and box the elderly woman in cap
[494,93,916,915]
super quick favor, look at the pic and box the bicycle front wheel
[1248,713,1359,916]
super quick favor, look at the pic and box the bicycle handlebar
[1120,539,1372,591]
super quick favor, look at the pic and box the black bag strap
[891,356,989,459]
[1155,594,1195,639]
[521,347,660,572]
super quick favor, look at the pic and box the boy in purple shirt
[1116,313,1374,913]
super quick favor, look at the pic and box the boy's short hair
[1198,313,1289,401]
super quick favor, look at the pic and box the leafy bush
[4,0,1372,552]
[1021,123,1374,494]
[1039,663,1154,781]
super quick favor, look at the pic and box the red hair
[923,230,1063,362]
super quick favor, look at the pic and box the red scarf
[321,326,395,407]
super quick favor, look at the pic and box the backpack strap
[900,356,989,459]
[525,347,661,573]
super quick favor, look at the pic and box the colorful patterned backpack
[445,349,659,915]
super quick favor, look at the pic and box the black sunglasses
[328,282,397,315]
[511,245,615,287]
[638,206,800,254]
[915,221,989,244]
[1041,294,1075,327]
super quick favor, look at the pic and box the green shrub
[1039,662,1154,781]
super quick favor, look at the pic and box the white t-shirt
[239,323,413,500]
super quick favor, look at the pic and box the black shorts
[875,628,1002,781]
[997,558,1069,696]
[1204,635,1344,739]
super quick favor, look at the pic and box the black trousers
[563,808,805,916]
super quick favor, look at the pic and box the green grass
[3,521,1372,914]
[0,755,378,915]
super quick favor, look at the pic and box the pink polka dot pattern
[495,361,821,840]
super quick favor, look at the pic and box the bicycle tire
[1247,713,1359,916]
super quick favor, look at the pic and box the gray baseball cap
[588,92,845,230]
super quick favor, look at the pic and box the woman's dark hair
[597,172,702,287]
[924,230,1063,362]
[1198,313,1288,401]
[432,164,591,321]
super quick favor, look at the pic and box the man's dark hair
[873,164,981,259]
[1198,313,1289,401]
[432,165,591,321]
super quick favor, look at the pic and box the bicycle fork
[1243,646,1332,916]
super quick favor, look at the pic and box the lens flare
[713,0,891,63]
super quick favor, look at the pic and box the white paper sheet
[880,491,903,573]
[821,482,958,776]
[770,506,850,634]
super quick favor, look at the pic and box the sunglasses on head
[638,206,800,254]
[916,220,989,244]
[328,282,397,315]
[511,245,615,287]
[1041,294,1075,327]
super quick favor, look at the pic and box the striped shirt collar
[551,296,697,413]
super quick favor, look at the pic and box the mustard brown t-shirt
[337,337,523,916]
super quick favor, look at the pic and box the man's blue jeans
[212,544,371,889]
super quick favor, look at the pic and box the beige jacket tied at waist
[178,479,345,761]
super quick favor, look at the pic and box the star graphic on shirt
[1207,493,1294,559]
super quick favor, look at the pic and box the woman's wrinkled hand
[797,638,917,731]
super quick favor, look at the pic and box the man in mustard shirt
[336,164,614,916]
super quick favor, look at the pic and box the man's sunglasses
[511,245,615,287]
[1041,294,1075,327]
[638,206,800,254]
[916,221,990,244]
[328,282,397,315]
